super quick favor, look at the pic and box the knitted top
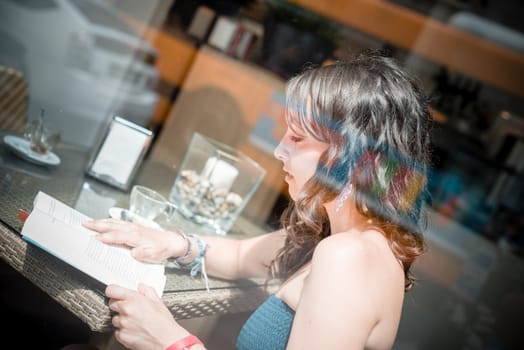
[236,294,295,350]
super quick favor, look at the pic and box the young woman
[82,53,432,350]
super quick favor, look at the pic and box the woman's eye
[290,135,303,143]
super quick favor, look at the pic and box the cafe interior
[0,0,523,349]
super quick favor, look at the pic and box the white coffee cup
[129,185,177,222]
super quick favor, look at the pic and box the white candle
[201,157,239,191]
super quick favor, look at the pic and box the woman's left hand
[83,219,181,264]
[106,283,189,350]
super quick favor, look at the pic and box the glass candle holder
[169,133,266,235]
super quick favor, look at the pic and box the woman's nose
[273,141,287,161]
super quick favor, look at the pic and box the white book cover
[21,191,166,297]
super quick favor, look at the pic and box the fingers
[85,219,142,247]
[112,314,122,328]
[106,284,143,316]
[97,231,140,248]
[106,284,159,303]
[138,282,161,300]
[106,284,134,300]
[83,218,126,232]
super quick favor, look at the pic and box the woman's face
[274,124,328,200]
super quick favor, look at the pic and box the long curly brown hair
[269,54,432,291]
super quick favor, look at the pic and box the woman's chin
[286,187,297,201]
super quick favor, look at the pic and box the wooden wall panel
[293,0,524,97]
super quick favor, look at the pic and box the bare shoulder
[308,229,404,298]
[312,229,392,269]
[292,230,405,349]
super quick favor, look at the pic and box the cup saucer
[3,135,61,166]
[108,207,162,230]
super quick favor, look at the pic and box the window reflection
[0,1,523,347]
[0,1,522,240]
[0,0,160,148]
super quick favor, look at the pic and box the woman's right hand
[106,283,195,350]
[83,219,185,264]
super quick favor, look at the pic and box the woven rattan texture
[0,223,112,331]
[0,66,28,133]
[0,220,272,331]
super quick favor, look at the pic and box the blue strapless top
[236,294,295,350]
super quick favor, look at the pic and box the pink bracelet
[165,334,203,350]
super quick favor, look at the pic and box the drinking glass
[129,185,177,222]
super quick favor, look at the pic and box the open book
[21,191,166,296]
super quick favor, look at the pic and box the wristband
[165,334,203,350]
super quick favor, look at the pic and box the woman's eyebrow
[288,122,306,135]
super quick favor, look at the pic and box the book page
[22,191,166,296]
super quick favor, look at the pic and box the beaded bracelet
[171,234,210,291]
[173,229,192,263]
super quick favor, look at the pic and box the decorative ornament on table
[24,108,62,155]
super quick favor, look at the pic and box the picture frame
[86,116,153,190]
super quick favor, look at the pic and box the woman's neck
[325,198,370,234]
